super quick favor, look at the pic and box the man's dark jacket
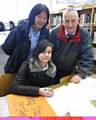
[49,25,93,79]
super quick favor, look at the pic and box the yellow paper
[7,94,56,116]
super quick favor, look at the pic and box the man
[49,7,93,83]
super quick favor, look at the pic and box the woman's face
[34,12,48,30]
[38,46,52,65]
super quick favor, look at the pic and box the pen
[44,88,53,92]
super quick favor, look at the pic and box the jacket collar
[57,24,80,43]
[29,58,56,78]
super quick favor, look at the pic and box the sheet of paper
[68,82,96,100]
[45,85,69,116]
[46,77,96,116]
[80,77,96,87]
[0,96,9,117]
[67,83,96,116]
[7,94,56,116]
[68,96,96,116]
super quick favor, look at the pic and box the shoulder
[48,61,56,72]
[80,26,90,35]
[21,60,29,68]
[16,20,29,33]
[50,25,60,34]
[41,27,49,33]
[46,61,56,78]
[79,26,92,43]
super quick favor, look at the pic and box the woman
[10,40,56,97]
[2,3,50,73]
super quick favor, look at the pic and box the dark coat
[49,25,93,79]
[10,59,57,96]
[2,21,49,73]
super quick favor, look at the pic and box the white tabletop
[0,96,9,117]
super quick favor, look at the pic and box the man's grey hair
[63,7,79,20]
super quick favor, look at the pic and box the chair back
[0,73,15,96]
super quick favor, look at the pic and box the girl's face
[38,46,52,65]
[34,12,48,30]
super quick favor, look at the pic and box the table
[0,75,96,116]
[0,75,72,116]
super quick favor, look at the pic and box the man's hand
[39,88,54,97]
[70,75,82,83]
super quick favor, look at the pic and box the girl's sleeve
[10,60,39,96]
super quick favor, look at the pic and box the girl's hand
[39,88,54,97]
[70,75,81,83]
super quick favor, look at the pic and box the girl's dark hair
[33,39,53,60]
[28,3,50,28]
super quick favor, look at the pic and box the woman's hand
[39,88,54,97]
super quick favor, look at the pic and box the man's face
[63,11,79,33]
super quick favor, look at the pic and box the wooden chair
[0,73,72,96]
[0,73,15,96]
[49,75,73,89]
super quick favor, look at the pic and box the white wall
[0,0,50,23]
[50,0,96,12]
[0,0,17,22]
[0,0,96,23]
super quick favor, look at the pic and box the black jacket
[10,59,57,96]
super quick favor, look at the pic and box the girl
[10,40,57,97]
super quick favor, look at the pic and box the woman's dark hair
[33,39,53,60]
[28,3,50,28]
